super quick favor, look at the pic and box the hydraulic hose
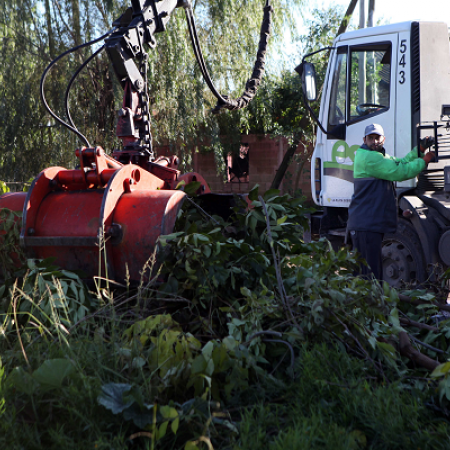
[40,29,115,147]
[64,45,106,131]
[183,0,273,114]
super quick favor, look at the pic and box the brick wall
[156,135,312,200]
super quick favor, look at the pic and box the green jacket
[353,146,425,180]
[347,145,425,233]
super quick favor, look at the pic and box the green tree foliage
[0,0,122,183]
[129,0,306,170]
[0,0,355,188]
[232,5,354,191]
[237,4,353,139]
[0,0,305,183]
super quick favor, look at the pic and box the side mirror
[295,62,317,102]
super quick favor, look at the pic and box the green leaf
[0,180,10,194]
[223,337,238,351]
[212,417,239,434]
[32,358,75,389]
[388,308,404,332]
[6,367,38,395]
[348,429,367,449]
[158,232,185,247]
[376,342,397,362]
[175,180,186,190]
[240,286,253,298]
[171,416,180,434]
[276,215,288,225]
[248,215,257,233]
[158,420,169,440]
[191,355,207,374]
[183,181,202,196]
[250,210,267,223]
[97,383,133,414]
[60,270,82,280]
[202,341,215,360]
[160,405,178,419]
[123,403,154,428]
[184,441,200,450]
[232,318,247,326]
[248,185,259,202]
[205,358,215,376]
[431,362,450,378]
[263,189,280,201]
[185,260,196,275]
[195,234,210,243]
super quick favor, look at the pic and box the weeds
[1,188,450,448]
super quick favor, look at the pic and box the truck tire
[382,219,427,288]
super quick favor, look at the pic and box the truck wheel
[382,219,427,288]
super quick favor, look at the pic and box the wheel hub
[385,263,399,279]
[382,241,415,287]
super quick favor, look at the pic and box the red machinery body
[0,147,210,282]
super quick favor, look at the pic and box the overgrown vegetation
[0,0,308,184]
[1,188,450,449]
[1,2,436,447]
[0,0,358,189]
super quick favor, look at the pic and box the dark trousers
[350,230,384,281]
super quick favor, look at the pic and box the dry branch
[399,294,450,313]
[399,317,439,332]
[398,331,440,371]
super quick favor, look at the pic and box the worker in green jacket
[347,123,435,280]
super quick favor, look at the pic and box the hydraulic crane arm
[105,0,183,93]
[40,0,272,163]
[104,0,186,160]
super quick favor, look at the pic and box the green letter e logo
[331,141,359,165]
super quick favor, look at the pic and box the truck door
[314,35,397,207]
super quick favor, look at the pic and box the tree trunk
[72,0,82,47]
[359,0,366,29]
[368,0,375,27]
[293,143,314,194]
[44,0,55,59]
[337,0,359,36]
[271,134,301,190]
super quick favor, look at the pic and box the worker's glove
[420,136,435,150]
[423,151,436,165]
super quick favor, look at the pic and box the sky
[314,0,450,26]
[277,0,450,69]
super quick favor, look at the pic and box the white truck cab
[299,21,450,287]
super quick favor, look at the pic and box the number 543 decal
[399,39,407,84]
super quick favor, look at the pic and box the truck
[298,20,450,288]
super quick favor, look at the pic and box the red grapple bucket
[0,164,186,282]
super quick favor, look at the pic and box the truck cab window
[327,48,348,135]
[349,44,391,120]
